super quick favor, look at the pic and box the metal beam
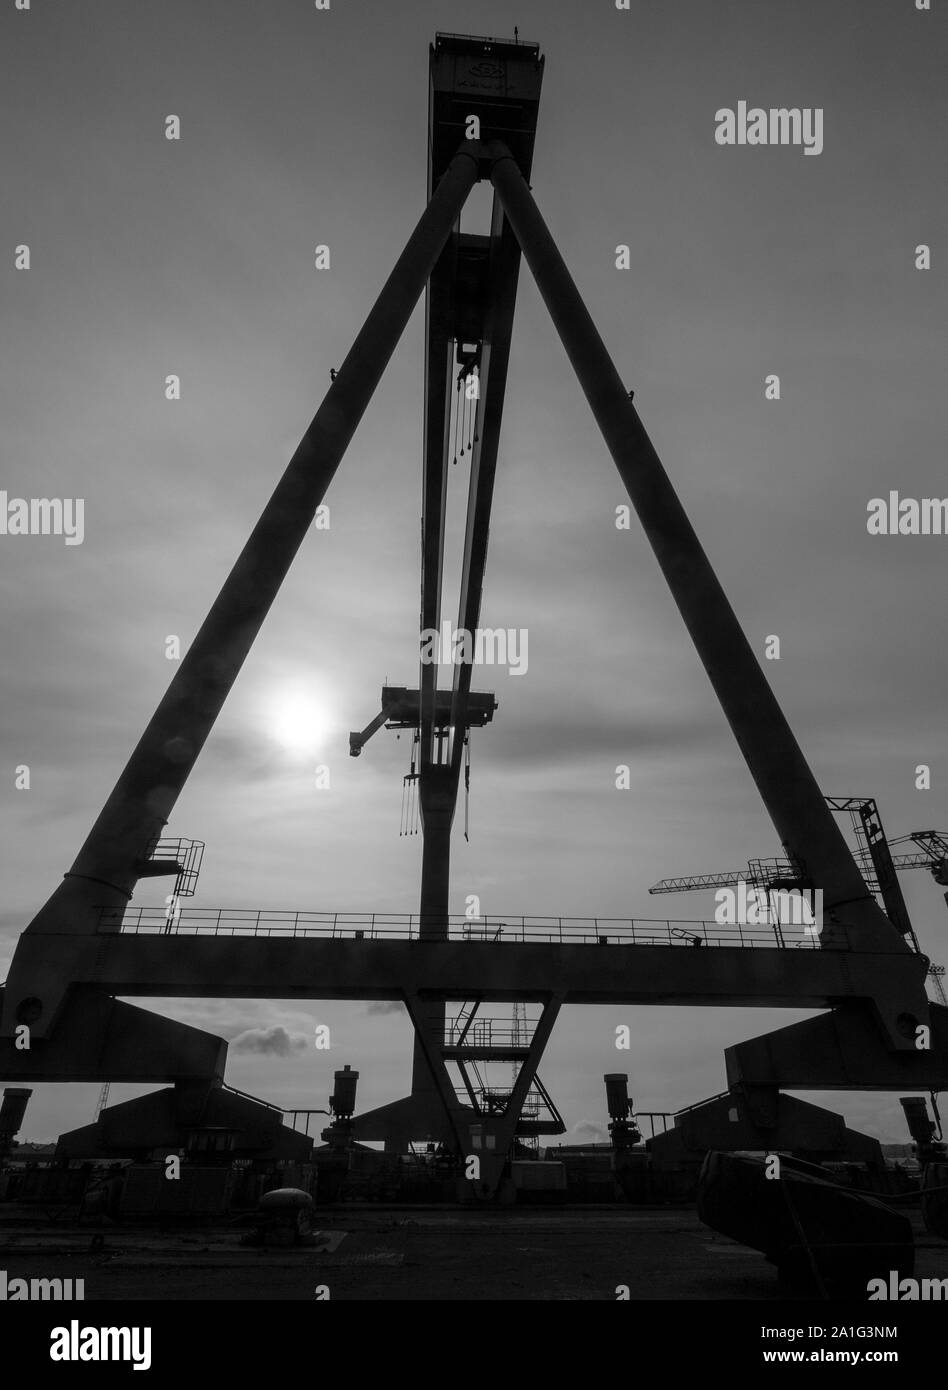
[402,989,469,1150]
[419,237,456,769]
[501,993,562,1128]
[13,933,928,1014]
[449,197,524,772]
[0,989,226,1084]
[486,143,896,943]
[725,1004,948,1092]
[49,147,480,907]
[411,187,524,1109]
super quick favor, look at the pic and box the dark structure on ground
[697,1150,915,1298]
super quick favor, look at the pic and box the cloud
[229,1025,310,1056]
[572,1120,608,1144]
[365,1001,405,1016]
[486,710,725,768]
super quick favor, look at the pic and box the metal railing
[142,837,205,896]
[446,1016,537,1048]
[674,1089,734,1117]
[283,1109,329,1137]
[634,1112,677,1138]
[221,1081,282,1116]
[451,1085,548,1119]
[96,906,841,949]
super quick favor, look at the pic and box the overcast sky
[2,0,947,1145]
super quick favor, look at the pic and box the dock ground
[1,1207,946,1301]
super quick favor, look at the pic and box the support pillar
[410,766,456,1109]
[488,144,897,946]
[6,146,481,1039]
[60,148,482,907]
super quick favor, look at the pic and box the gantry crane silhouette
[2,33,947,1198]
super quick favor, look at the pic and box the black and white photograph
[1,0,946,1364]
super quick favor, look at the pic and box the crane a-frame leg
[1,149,481,1065]
[487,144,912,965]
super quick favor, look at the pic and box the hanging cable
[452,372,462,465]
[466,372,476,452]
[463,734,471,841]
[411,730,420,835]
[409,762,415,835]
[932,1090,943,1142]
[401,731,419,838]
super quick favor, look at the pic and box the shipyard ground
[1,1206,946,1300]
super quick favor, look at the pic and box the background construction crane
[93,1082,111,1122]
[650,796,948,921]
[650,794,948,994]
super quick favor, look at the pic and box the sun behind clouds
[266,687,335,757]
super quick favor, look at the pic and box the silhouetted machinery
[901,1095,945,1164]
[349,688,496,759]
[0,1088,31,1158]
[698,1151,915,1299]
[901,1095,948,1239]
[246,1187,316,1248]
[1,30,946,1258]
[604,1074,640,1156]
[321,1066,359,1150]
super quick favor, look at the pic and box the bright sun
[268,689,333,756]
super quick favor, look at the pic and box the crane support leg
[486,149,884,934]
[410,767,456,1100]
[726,1003,948,1092]
[487,144,899,953]
[404,988,564,1199]
[69,146,480,902]
[3,148,480,1041]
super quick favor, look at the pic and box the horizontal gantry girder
[14,933,928,1011]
